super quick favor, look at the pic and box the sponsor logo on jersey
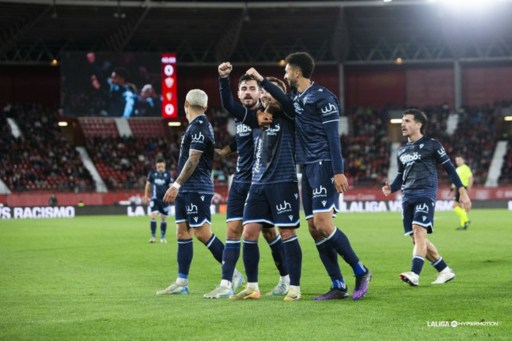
[191,132,205,143]
[415,203,429,214]
[236,123,252,137]
[437,146,447,158]
[312,185,328,197]
[154,179,166,186]
[276,200,292,214]
[320,103,338,116]
[400,152,422,164]
[266,123,280,136]
[186,203,198,214]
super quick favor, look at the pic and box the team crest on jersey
[419,144,424,149]
[415,203,429,214]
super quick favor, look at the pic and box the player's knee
[242,224,260,241]
[226,221,242,240]
[261,227,277,241]
[279,228,296,240]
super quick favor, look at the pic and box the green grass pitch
[0,210,510,340]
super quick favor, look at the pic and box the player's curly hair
[403,109,427,134]
[285,52,315,79]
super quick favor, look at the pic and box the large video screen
[61,52,177,118]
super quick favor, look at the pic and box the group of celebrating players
[143,52,471,301]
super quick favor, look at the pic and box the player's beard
[287,78,298,90]
[242,98,258,108]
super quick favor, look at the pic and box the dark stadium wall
[405,68,455,108]
[462,65,512,105]
[0,65,60,107]
[177,65,340,108]
[344,68,406,108]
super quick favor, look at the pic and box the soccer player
[203,67,290,299]
[144,158,173,243]
[382,109,472,286]
[156,89,225,295]
[246,52,371,301]
[223,70,302,302]
[452,155,473,230]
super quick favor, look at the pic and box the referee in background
[452,155,473,230]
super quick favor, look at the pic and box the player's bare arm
[458,187,472,212]
[143,181,151,204]
[163,150,202,204]
[382,181,391,196]
[214,145,232,160]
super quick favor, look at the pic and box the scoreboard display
[161,53,178,119]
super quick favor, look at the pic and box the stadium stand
[79,118,119,137]
[1,104,94,193]
[498,136,512,185]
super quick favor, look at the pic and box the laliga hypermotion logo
[320,103,338,116]
[276,201,292,213]
[191,132,205,143]
[312,185,327,197]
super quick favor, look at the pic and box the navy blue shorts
[150,199,170,217]
[302,161,340,220]
[226,182,251,223]
[402,197,436,236]
[243,182,300,229]
[175,192,213,228]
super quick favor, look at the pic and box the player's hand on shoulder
[382,181,391,196]
[218,62,232,78]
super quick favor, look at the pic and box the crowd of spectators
[2,101,508,193]
[1,104,94,193]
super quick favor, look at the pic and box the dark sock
[411,255,425,275]
[430,257,448,272]
[283,236,302,286]
[160,221,167,238]
[177,238,193,276]
[203,234,224,264]
[243,240,259,283]
[222,239,241,281]
[315,240,344,286]
[267,235,288,277]
[150,219,156,237]
[328,228,366,276]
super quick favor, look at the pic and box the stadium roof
[1,0,512,65]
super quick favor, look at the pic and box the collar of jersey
[296,81,315,98]
[407,135,425,146]
[190,114,207,124]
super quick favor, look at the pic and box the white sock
[220,279,231,288]
[247,282,259,291]
[176,277,188,286]
[290,285,300,293]
[280,275,290,285]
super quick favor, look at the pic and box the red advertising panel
[161,53,178,118]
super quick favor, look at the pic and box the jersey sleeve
[317,93,344,174]
[188,124,212,153]
[147,171,154,184]
[433,140,450,165]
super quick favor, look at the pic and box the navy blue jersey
[397,136,450,200]
[219,77,258,184]
[147,170,173,200]
[261,79,344,174]
[178,114,215,194]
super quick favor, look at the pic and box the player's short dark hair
[113,67,130,81]
[266,76,287,93]
[238,75,261,89]
[285,52,315,79]
[403,109,427,134]
[156,158,165,164]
